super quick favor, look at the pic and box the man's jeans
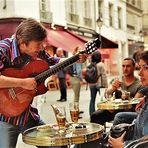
[113,112,138,125]
[89,85,100,115]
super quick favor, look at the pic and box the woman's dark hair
[16,18,47,45]
[91,51,101,63]
[139,50,148,64]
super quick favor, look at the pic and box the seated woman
[108,50,148,148]
[76,50,148,148]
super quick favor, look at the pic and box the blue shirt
[125,87,148,145]
[73,63,82,80]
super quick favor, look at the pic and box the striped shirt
[0,37,58,127]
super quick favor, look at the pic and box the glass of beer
[69,102,79,123]
[56,106,66,132]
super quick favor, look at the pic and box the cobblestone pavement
[16,75,114,148]
[17,85,92,148]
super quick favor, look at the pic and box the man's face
[56,48,63,57]
[139,59,148,86]
[20,40,44,58]
[122,60,135,76]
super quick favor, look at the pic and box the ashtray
[75,123,87,129]
[72,123,87,134]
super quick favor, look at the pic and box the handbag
[110,123,135,141]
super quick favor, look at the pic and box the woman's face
[139,59,148,87]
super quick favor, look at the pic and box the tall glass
[56,106,66,132]
[69,102,79,123]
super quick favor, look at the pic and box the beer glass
[56,106,66,132]
[69,102,79,123]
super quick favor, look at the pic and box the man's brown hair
[16,18,47,45]
[123,57,136,67]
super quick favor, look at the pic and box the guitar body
[0,60,49,117]
[0,38,100,117]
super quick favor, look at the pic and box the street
[17,84,92,148]
[16,75,114,148]
[16,77,113,148]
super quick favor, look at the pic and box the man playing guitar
[0,18,100,148]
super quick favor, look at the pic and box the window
[127,12,135,30]
[68,13,79,24]
[98,0,103,18]
[84,0,90,18]
[40,0,46,11]
[132,0,135,5]
[40,0,52,22]
[83,17,92,27]
[118,7,122,29]
[137,0,142,9]
[83,0,92,27]
[69,0,77,14]
[67,0,79,24]
[109,3,113,27]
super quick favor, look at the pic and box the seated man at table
[76,50,148,148]
[91,57,143,126]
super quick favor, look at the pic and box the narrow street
[17,75,114,148]
[16,84,106,148]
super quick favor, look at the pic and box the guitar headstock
[84,38,101,54]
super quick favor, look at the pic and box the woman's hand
[108,132,125,148]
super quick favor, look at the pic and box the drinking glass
[56,106,66,132]
[69,102,79,123]
[122,90,131,101]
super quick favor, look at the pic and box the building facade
[126,0,144,57]
[141,0,148,50]
[0,0,146,75]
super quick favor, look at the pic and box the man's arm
[0,75,37,90]
[105,79,122,98]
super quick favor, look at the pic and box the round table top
[22,122,104,147]
[97,98,140,110]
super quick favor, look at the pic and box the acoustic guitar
[0,38,100,117]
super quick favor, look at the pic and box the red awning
[46,28,86,52]
[0,18,24,39]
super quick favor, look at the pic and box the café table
[97,98,140,110]
[22,122,104,148]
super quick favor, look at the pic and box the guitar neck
[35,38,100,82]
[35,53,81,82]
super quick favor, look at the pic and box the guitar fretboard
[35,53,81,82]
[35,38,100,83]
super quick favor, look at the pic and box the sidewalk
[17,75,115,148]
[17,85,91,148]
